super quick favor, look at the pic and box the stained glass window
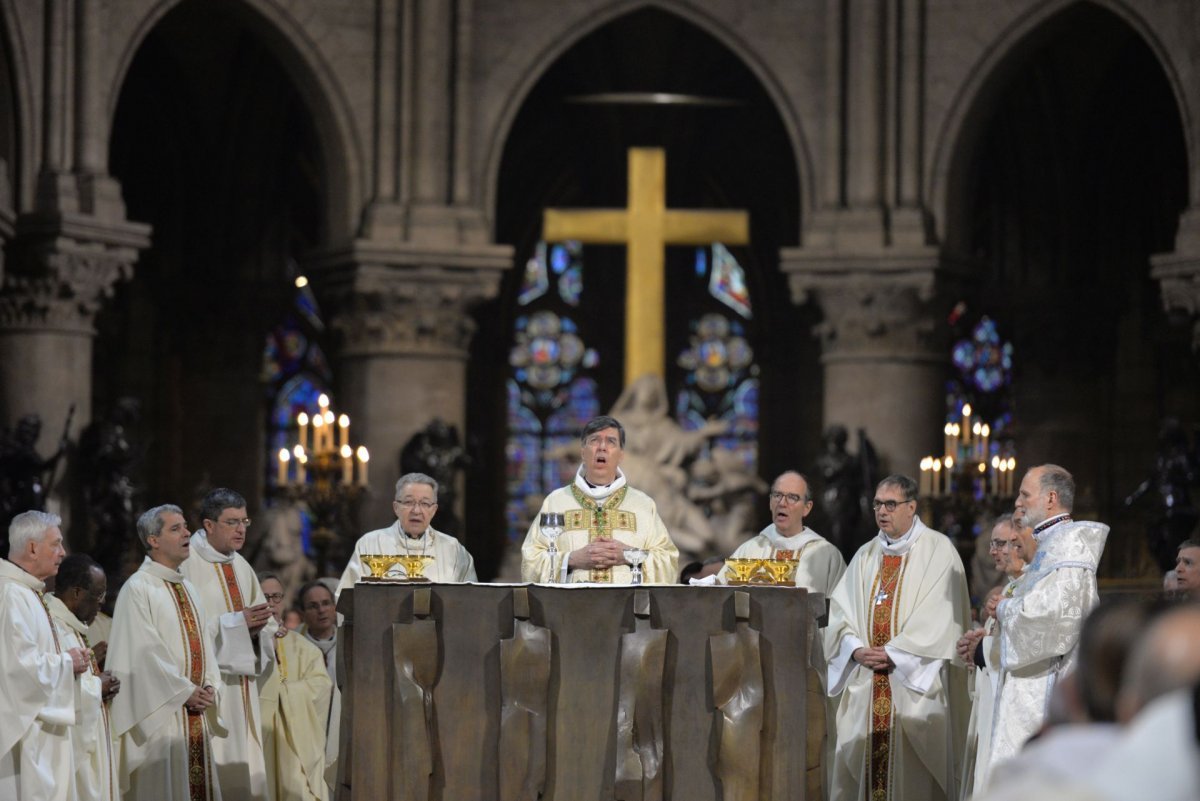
[506,242,599,542]
[945,311,1016,459]
[264,278,334,477]
[672,247,759,473]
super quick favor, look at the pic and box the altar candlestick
[357,446,370,486]
[339,414,350,449]
[293,445,307,483]
[962,404,973,445]
[277,449,290,486]
[297,412,309,452]
[980,424,990,462]
[340,444,353,484]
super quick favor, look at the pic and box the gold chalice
[764,559,799,585]
[362,554,435,581]
[724,558,759,585]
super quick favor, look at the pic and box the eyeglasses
[219,518,252,529]
[397,500,436,511]
[769,491,808,505]
[989,539,1014,550]
[872,499,913,512]
[263,592,285,603]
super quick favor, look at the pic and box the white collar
[190,529,236,564]
[140,556,185,584]
[876,516,925,556]
[763,525,821,550]
[0,558,44,592]
[45,593,89,636]
[574,466,627,501]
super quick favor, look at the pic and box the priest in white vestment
[0,511,90,801]
[109,504,227,801]
[521,415,679,584]
[956,515,1029,798]
[826,475,971,801]
[337,473,477,592]
[48,554,120,801]
[258,573,331,801]
[986,465,1108,779]
[722,471,846,593]
[298,580,340,793]
[180,489,276,801]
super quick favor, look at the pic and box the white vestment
[261,630,332,801]
[303,629,340,793]
[109,557,227,801]
[337,524,477,594]
[521,468,679,584]
[725,525,847,595]
[987,518,1108,776]
[959,613,1002,798]
[826,518,971,801]
[46,594,117,801]
[180,530,276,801]
[88,612,112,654]
[0,559,76,801]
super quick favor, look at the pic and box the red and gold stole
[168,581,215,801]
[568,485,632,583]
[214,562,256,721]
[867,554,905,801]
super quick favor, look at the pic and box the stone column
[1151,206,1200,354]
[308,239,512,523]
[0,214,150,512]
[781,249,951,477]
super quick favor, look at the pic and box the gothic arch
[481,0,816,237]
[929,0,1193,254]
[107,0,363,241]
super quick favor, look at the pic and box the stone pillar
[1151,206,1200,353]
[0,213,151,514]
[781,249,951,477]
[308,239,512,524]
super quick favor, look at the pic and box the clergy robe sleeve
[455,548,478,582]
[336,549,366,598]
[520,502,555,583]
[797,542,848,597]
[636,505,679,585]
[213,611,258,675]
[997,566,1097,672]
[0,588,76,757]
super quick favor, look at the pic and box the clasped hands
[567,537,631,571]
[852,646,895,672]
[956,628,986,666]
[186,684,216,713]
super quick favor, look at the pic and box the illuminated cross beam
[543,147,749,386]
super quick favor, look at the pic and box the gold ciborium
[763,559,798,585]
[361,554,435,582]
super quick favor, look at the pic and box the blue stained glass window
[506,244,599,543]
[707,244,752,318]
[952,316,1013,394]
[264,276,333,527]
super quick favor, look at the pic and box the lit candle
[277,448,290,486]
[340,444,353,484]
[932,458,942,498]
[339,414,350,449]
[951,423,961,457]
[920,457,931,497]
[991,455,1001,497]
[980,423,990,462]
[962,404,973,445]
[297,412,309,452]
[971,421,982,458]
[943,424,953,459]
[311,416,324,453]
[318,393,330,410]
[998,459,1008,498]
[323,410,335,452]
[1007,457,1017,497]
[357,446,370,486]
[293,445,307,483]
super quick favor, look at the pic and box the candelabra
[919,403,1017,501]
[275,393,370,575]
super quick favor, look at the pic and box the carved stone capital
[780,247,960,362]
[308,239,514,357]
[0,212,151,334]
[1150,249,1200,351]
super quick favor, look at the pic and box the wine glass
[624,547,649,585]
[540,512,565,581]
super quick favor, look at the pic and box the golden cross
[543,147,749,386]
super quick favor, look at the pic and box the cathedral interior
[1,0,1197,584]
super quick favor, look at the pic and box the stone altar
[335,583,827,801]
